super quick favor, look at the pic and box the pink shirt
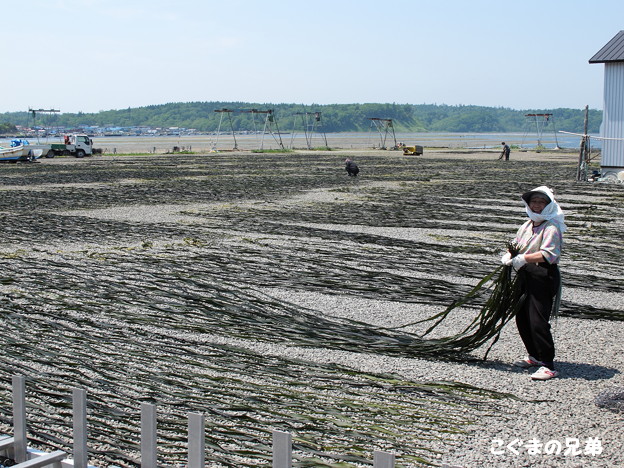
[515,220,562,264]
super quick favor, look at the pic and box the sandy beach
[56,131,574,155]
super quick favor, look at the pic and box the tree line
[1,102,602,134]
[0,122,17,134]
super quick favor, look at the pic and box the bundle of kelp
[398,241,525,359]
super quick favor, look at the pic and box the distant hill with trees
[1,102,602,134]
[0,122,17,134]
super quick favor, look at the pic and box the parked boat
[0,145,26,162]
[0,139,42,162]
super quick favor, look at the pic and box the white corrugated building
[590,31,624,175]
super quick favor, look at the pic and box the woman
[501,186,566,381]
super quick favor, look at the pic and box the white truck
[39,134,95,158]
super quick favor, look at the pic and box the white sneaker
[531,366,559,380]
[513,355,544,368]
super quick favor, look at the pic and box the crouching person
[345,158,359,177]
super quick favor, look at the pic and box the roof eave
[589,30,624,63]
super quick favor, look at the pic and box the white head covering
[521,185,567,233]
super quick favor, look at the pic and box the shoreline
[1,132,589,155]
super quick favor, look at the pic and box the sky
[2,0,624,114]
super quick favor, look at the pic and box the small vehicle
[41,134,94,158]
[403,145,424,155]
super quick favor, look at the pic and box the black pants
[515,263,560,369]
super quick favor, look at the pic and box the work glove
[512,254,527,269]
[501,252,512,265]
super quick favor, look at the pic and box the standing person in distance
[501,186,566,380]
[499,142,511,161]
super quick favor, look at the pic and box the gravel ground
[253,287,624,468]
[1,148,623,467]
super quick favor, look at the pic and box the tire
[75,150,86,158]
[45,150,56,158]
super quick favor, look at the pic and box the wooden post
[373,450,395,467]
[12,375,27,463]
[577,105,589,181]
[187,413,205,468]
[141,403,157,468]
[73,388,88,468]
[583,105,590,179]
[272,430,292,468]
[576,137,585,181]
